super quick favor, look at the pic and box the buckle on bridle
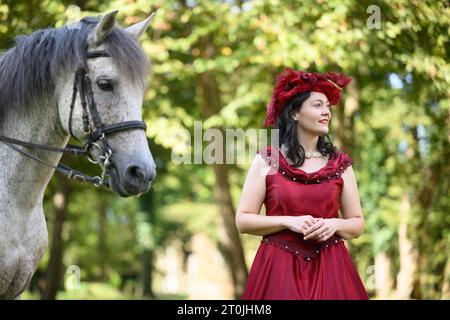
[83,131,112,188]
[92,176,102,187]
[101,148,112,163]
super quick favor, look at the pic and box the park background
[0,0,448,299]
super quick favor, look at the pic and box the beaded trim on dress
[262,234,344,262]
[257,146,353,184]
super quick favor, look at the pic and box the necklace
[305,151,327,159]
[280,144,327,160]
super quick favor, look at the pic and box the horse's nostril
[126,165,146,184]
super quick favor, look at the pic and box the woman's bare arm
[335,165,365,239]
[236,154,319,236]
[235,154,286,235]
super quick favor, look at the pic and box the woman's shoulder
[332,150,354,171]
[256,145,274,155]
[255,145,272,161]
[253,145,281,175]
[247,147,273,178]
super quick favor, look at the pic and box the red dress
[242,146,369,300]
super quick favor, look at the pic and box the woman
[236,68,369,300]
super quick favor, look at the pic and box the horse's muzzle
[108,156,156,197]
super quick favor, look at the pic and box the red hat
[264,68,352,127]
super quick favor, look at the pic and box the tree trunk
[42,175,71,300]
[213,163,248,298]
[374,251,394,299]
[195,39,248,297]
[141,249,155,298]
[335,81,359,254]
[409,124,446,299]
[335,77,358,155]
[395,193,418,299]
[139,190,156,299]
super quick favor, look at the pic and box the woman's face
[292,91,331,135]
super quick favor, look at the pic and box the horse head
[56,11,156,197]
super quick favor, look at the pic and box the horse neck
[0,93,69,212]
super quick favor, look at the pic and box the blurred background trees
[1,0,448,299]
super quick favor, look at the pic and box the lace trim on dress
[257,146,353,184]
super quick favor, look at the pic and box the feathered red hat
[264,68,352,127]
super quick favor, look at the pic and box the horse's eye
[96,79,114,92]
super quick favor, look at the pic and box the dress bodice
[257,145,354,219]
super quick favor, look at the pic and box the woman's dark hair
[275,91,337,167]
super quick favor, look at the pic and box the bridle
[0,50,147,187]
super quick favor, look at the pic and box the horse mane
[0,15,150,127]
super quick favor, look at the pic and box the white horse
[0,10,156,299]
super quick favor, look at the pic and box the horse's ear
[125,12,155,40]
[88,10,118,46]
